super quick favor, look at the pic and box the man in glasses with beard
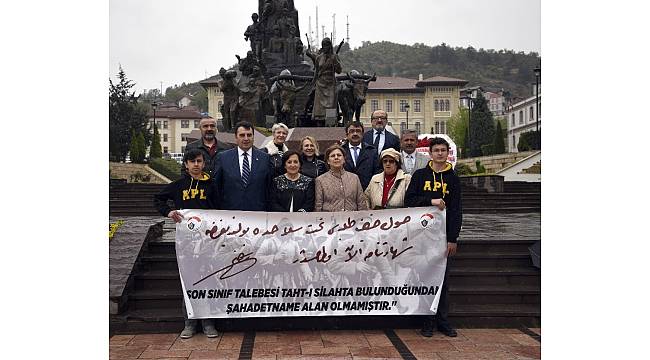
[183,118,231,177]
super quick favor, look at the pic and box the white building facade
[505,85,541,153]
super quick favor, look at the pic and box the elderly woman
[365,148,412,210]
[269,150,315,212]
[315,144,368,212]
[262,122,289,177]
[299,135,328,179]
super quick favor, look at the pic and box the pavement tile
[392,328,422,340]
[450,342,504,352]
[138,349,191,358]
[403,339,456,353]
[253,342,301,355]
[216,333,244,350]
[362,334,393,347]
[301,345,351,355]
[250,355,276,360]
[278,356,352,360]
[188,349,240,359]
[352,357,403,360]
[170,335,221,351]
[348,346,400,357]
[405,353,442,360]
[501,345,541,359]
[320,331,369,346]
[282,330,323,342]
[528,328,541,335]
[299,340,324,347]
[460,332,520,346]
[508,334,541,347]
[127,334,179,347]
[110,335,136,347]
[435,350,514,360]
[109,346,147,360]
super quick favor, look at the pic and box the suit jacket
[363,129,401,154]
[342,141,382,190]
[400,151,430,175]
[214,147,272,211]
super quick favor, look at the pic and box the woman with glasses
[364,148,412,209]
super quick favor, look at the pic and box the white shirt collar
[238,147,252,157]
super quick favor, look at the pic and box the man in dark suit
[362,109,401,156]
[213,121,272,211]
[183,118,233,177]
[342,121,382,190]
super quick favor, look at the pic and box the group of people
[153,109,463,339]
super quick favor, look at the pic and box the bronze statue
[244,13,262,57]
[305,37,342,122]
[270,69,309,125]
[217,67,240,132]
[337,70,377,125]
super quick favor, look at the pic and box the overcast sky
[110,0,540,94]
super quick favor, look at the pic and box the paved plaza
[109,327,541,359]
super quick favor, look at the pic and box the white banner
[176,207,447,318]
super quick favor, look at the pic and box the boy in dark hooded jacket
[153,148,220,339]
[404,137,462,338]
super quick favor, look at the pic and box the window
[511,114,515,127]
[163,121,168,129]
[181,133,189,142]
[519,111,524,124]
[371,99,379,112]
[163,146,168,153]
[181,146,185,153]
[444,99,450,111]
[440,121,446,134]
[414,99,421,112]
[435,121,440,133]
[181,120,189,128]
[415,122,421,135]
[399,100,408,112]
[218,100,223,108]
[400,122,406,133]
[194,120,200,128]
[512,135,515,149]
[163,134,168,142]
[434,100,439,111]
[385,100,393,113]
[530,106,534,122]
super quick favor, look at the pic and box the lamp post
[463,93,473,157]
[152,101,158,130]
[405,103,410,132]
[534,67,540,133]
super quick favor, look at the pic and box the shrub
[129,172,151,183]
[475,160,486,174]
[480,144,495,156]
[149,158,182,181]
[454,162,474,176]
[518,130,541,152]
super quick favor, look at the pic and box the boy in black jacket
[153,149,219,339]
[404,137,462,338]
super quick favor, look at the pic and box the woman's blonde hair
[300,135,320,156]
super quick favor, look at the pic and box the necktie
[374,130,382,151]
[242,152,250,186]
[408,154,414,173]
[353,146,359,166]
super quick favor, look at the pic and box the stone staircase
[109,162,171,184]
[110,181,540,216]
[520,161,541,174]
[456,151,538,174]
[109,215,540,334]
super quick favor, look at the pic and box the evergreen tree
[150,124,163,159]
[134,132,147,163]
[468,92,496,157]
[109,66,151,162]
[128,130,141,163]
[493,121,506,154]
[462,128,469,159]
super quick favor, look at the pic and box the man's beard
[203,132,215,141]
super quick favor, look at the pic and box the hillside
[157,41,540,108]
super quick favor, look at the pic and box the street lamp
[404,103,410,132]
[152,101,158,130]
[462,94,473,157]
[533,67,541,133]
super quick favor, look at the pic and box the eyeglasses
[382,159,396,164]
[372,117,387,120]
[347,129,363,134]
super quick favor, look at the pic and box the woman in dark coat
[299,135,328,179]
[270,150,315,212]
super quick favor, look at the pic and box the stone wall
[457,151,538,174]
[109,162,171,184]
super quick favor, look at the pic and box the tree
[468,92,496,157]
[150,124,163,159]
[130,131,147,163]
[447,107,469,149]
[493,121,506,154]
[109,66,151,162]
